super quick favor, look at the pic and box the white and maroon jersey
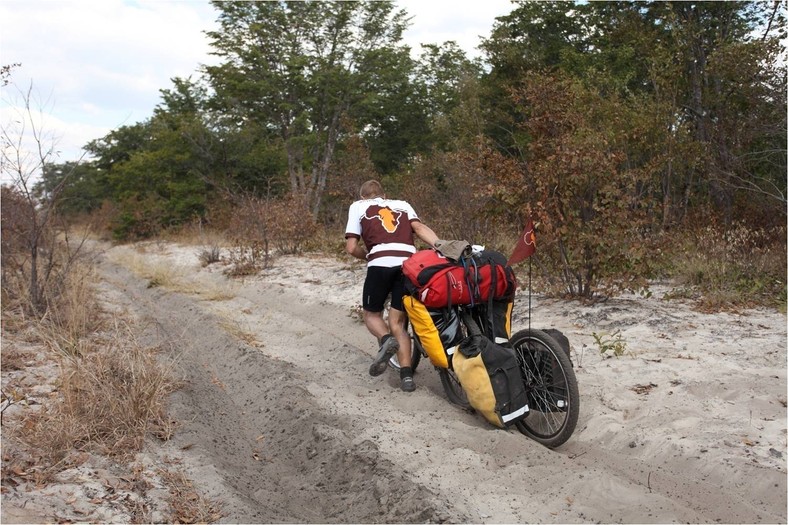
[345,197,420,268]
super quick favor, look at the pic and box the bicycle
[390,302,580,449]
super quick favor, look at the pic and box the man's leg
[389,307,415,392]
[362,266,394,343]
[363,310,389,341]
[365,309,400,378]
[364,266,405,379]
[388,307,411,368]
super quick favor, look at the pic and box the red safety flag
[507,218,536,266]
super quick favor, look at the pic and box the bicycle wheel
[438,366,470,408]
[510,329,579,448]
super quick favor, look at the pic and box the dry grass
[107,247,234,301]
[159,219,228,248]
[2,227,222,522]
[3,267,183,489]
[667,224,787,311]
[37,260,104,358]
[217,315,260,346]
[17,327,180,468]
[1,301,212,521]
[157,467,224,523]
[198,245,222,267]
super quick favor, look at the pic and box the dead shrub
[197,246,222,267]
[0,186,34,276]
[1,243,101,357]
[668,223,787,310]
[226,197,272,273]
[19,333,179,470]
[303,225,351,257]
[1,186,39,312]
[401,143,518,250]
[268,194,318,254]
[1,185,95,319]
[225,194,318,275]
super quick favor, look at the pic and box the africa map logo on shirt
[363,206,402,233]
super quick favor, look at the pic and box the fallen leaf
[631,383,658,395]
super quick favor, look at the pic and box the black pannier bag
[452,333,529,427]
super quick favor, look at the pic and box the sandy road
[94,244,787,523]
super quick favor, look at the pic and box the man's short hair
[360,180,384,199]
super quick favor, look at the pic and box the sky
[0,0,515,169]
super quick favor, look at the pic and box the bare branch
[1,79,87,314]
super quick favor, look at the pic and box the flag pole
[528,248,532,333]
[508,217,536,333]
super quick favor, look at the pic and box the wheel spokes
[516,339,569,438]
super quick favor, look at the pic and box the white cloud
[0,0,514,164]
[397,0,513,58]
[1,0,219,161]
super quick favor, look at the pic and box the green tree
[671,1,786,221]
[412,42,484,152]
[479,0,587,156]
[480,0,786,229]
[82,78,218,239]
[204,0,412,217]
[33,161,106,216]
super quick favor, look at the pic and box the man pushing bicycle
[344,180,439,392]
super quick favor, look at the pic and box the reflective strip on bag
[501,404,529,423]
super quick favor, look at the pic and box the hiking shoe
[369,335,399,377]
[400,376,416,392]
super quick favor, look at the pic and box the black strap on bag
[487,257,497,337]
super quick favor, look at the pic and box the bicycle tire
[437,367,470,408]
[510,329,579,448]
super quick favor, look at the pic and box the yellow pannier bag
[453,334,529,428]
[403,296,462,369]
[452,349,501,426]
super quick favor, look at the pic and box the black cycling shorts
[363,266,406,312]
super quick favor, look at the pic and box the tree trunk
[310,109,343,218]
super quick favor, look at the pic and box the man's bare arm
[345,237,367,260]
[412,221,439,248]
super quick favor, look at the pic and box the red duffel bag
[402,249,516,308]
